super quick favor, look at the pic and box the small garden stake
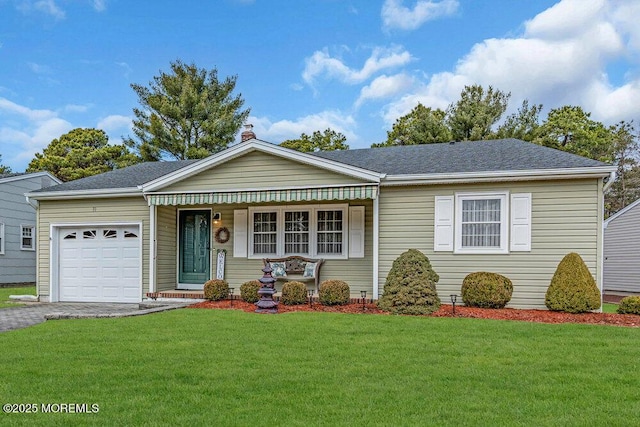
[450,294,457,316]
[361,290,367,312]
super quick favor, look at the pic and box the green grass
[0,286,35,308]
[1,309,639,426]
[603,303,619,313]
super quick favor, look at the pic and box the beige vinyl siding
[155,200,374,295]
[156,206,177,292]
[378,179,602,309]
[162,151,367,192]
[604,203,640,294]
[36,197,150,299]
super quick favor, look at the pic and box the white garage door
[58,226,141,303]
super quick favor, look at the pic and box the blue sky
[1,0,638,172]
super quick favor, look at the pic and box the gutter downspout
[373,197,380,300]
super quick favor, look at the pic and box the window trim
[248,204,348,260]
[454,192,508,254]
[20,224,36,251]
[0,222,4,255]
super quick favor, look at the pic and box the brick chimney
[241,124,256,142]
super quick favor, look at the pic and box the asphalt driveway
[0,302,192,333]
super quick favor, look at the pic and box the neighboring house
[0,172,62,285]
[603,198,640,299]
[27,138,615,308]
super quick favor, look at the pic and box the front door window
[179,210,211,285]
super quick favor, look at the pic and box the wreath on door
[214,227,230,244]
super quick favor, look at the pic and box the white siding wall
[378,179,602,309]
[604,202,640,294]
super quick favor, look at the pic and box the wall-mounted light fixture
[213,212,222,226]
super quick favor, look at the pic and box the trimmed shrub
[461,272,513,309]
[203,279,229,301]
[281,281,308,305]
[545,252,601,313]
[319,280,350,306]
[617,296,640,315]
[377,249,441,315]
[240,280,261,303]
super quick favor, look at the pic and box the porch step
[146,291,205,300]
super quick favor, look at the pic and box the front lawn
[0,309,639,425]
[0,285,35,308]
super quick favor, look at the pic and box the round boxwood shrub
[319,280,350,306]
[203,279,229,301]
[280,281,308,305]
[461,272,513,309]
[617,296,640,315]
[377,249,441,315]
[240,280,261,303]
[545,252,601,313]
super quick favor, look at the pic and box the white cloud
[381,0,459,31]
[0,98,73,168]
[28,62,52,74]
[246,111,357,143]
[97,114,132,144]
[355,73,415,108]
[381,0,640,127]
[92,0,107,12]
[302,45,413,85]
[34,0,65,19]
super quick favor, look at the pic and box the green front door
[178,210,211,286]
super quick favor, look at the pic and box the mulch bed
[189,300,640,327]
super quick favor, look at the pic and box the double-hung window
[21,225,35,251]
[455,193,507,253]
[249,204,348,259]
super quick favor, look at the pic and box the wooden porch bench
[263,256,324,293]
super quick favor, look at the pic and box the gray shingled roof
[310,138,609,175]
[32,159,199,192]
[32,139,610,193]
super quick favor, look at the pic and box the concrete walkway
[0,301,193,333]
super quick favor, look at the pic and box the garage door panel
[58,225,142,303]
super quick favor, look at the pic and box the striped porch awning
[147,185,378,206]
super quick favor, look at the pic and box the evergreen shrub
[545,252,601,313]
[377,249,441,315]
[617,296,640,315]
[461,272,513,309]
[203,279,229,301]
[319,280,350,306]
[281,281,308,305]
[240,280,261,303]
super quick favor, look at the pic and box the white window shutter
[434,196,454,251]
[233,209,248,257]
[510,193,531,252]
[348,206,365,258]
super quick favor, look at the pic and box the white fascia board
[604,196,640,228]
[140,139,383,192]
[26,187,143,200]
[381,166,617,186]
[0,171,62,185]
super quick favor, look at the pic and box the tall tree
[605,121,640,217]
[0,155,11,174]
[374,104,451,147]
[27,128,139,182]
[280,129,349,152]
[535,106,613,162]
[495,100,543,142]
[125,60,250,161]
[446,84,510,141]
